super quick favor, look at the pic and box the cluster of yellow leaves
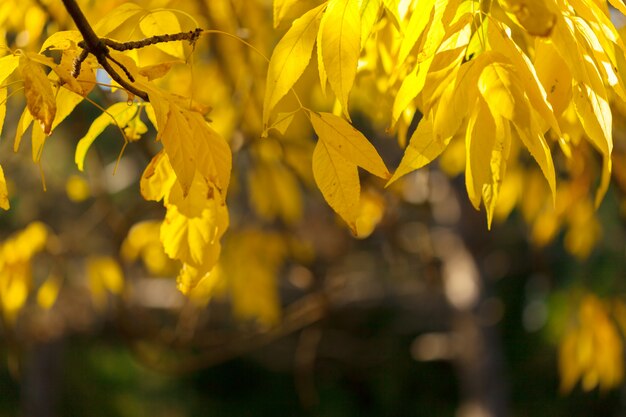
[0,222,48,323]
[559,294,625,392]
[3,0,626,327]
[264,0,626,233]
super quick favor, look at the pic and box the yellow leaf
[320,0,361,119]
[52,86,86,131]
[498,0,556,36]
[533,39,572,117]
[487,23,561,135]
[177,262,215,296]
[431,58,478,140]
[355,188,385,238]
[263,3,324,129]
[465,97,510,227]
[186,111,232,196]
[138,62,175,81]
[312,136,360,229]
[161,175,229,267]
[94,3,144,36]
[0,165,9,210]
[573,82,612,157]
[309,111,389,178]
[19,56,56,135]
[266,111,296,136]
[0,54,19,84]
[139,11,185,60]
[360,0,382,48]
[381,0,402,28]
[31,122,45,162]
[477,54,557,202]
[75,102,142,171]
[0,88,6,142]
[387,117,451,184]
[273,0,301,27]
[160,103,196,195]
[13,107,33,153]
[317,20,328,96]
[39,30,83,52]
[140,150,177,202]
[397,0,436,66]
[478,61,516,120]
[392,56,432,125]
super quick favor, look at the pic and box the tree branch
[60,0,150,101]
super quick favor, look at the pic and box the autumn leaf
[39,30,83,52]
[320,0,361,119]
[159,103,196,196]
[75,102,142,171]
[359,0,382,49]
[93,2,144,36]
[387,117,451,184]
[139,10,185,60]
[263,3,324,129]
[498,0,556,37]
[161,174,229,268]
[465,96,511,228]
[0,165,9,210]
[309,111,389,178]
[140,150,177,203]
[19,55,56,135]
[397,0,436,66]
[309,111,389,229]
[273,0,301,27]
[312,133,360,229]
[186,111,232,196]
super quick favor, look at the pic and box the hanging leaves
[309,111,389,229]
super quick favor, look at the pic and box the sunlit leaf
[388,117,451,184]
[312,134,360,229]
[161,176,229,268]
[320,0,361,119]
[309,111,389,178]
[139,10,185,59]
[273,0,301,27]
[498,0,556,36]
[94,3,144,36]
[39,30,83,52]
[359,0,382,48]
[140,150,177,202]
[263,3,324,129]
[75,102,141,171]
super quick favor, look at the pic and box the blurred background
[1,0,626,416]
